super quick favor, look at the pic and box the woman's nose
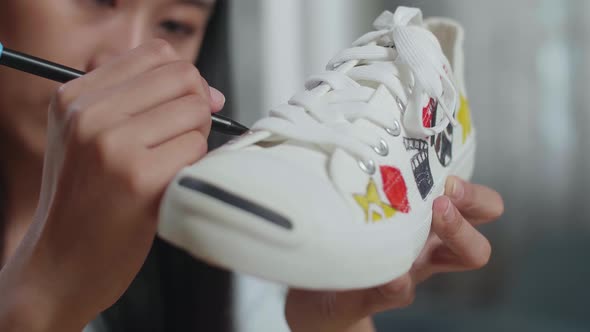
[85,19,147,72]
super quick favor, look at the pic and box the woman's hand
[0,39,224,332]
[285,176,504,332]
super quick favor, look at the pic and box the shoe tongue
[371,7,424,48]
[369,7,455,136]
[348,8,428,89]
[373,7,424,30]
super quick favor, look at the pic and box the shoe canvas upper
[199,7,474,231]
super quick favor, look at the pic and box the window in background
[375,1,590,331]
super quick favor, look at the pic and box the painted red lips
[380,166,410,213]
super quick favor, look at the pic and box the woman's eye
[93,0,116,7]
[160,20,196,37]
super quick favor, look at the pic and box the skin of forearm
[0,240,84,332]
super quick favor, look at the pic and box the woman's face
[0,0,215,156]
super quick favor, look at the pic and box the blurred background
[229,0,590,331]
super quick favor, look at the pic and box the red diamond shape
[422,98,437,128]
[380,166,410,213]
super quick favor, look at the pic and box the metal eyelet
[395,96,406,113]
[358,159,376,175]
[385,120,401,137]
[372,139,389,156]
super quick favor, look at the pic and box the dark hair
[90,1,235,331]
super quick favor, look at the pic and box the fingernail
[448,177,464,201]
[443,199,455,222]
[209,87,226,107]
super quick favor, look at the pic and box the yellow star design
[457,95,473,143]
[354,179,396,223]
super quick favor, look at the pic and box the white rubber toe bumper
[158,150,420,289]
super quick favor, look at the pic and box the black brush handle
[0,48,84,83]
[0,47,249,135]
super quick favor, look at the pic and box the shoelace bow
[253,7,459,166]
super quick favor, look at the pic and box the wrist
[0,244,87,332]
[288,314,375,332]
[0,284,56,332]
[343,318,376,332]
[286,290,376,332]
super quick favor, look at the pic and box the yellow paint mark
[354,179,396,223]
[457,95,473,143]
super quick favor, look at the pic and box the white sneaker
[158,6,476,290]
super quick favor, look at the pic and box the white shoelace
[253,7,459,167]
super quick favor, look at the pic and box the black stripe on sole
[178,177,293,230]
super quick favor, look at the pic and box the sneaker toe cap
[159,150,353,247]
